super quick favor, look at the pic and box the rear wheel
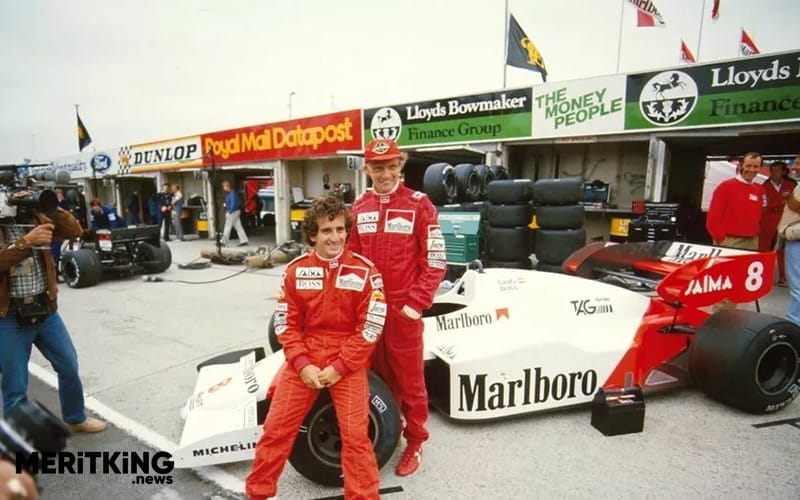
[61,249,102,288]
[139,241,172,273]
[288,372,401,486]
[690,310,800,414]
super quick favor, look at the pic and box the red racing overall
[246,250,385,500]
[347,183,446,445]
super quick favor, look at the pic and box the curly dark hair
[302,194,352,246]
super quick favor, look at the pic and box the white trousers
[223,209,248,245]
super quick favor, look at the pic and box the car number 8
[745,261,764,292]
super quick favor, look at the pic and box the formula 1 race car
[174,241,800,485]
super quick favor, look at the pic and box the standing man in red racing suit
[246,195,385,500]
[347,139,446,477]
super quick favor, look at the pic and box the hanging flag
[627,0,666,27]
[505,14,547,81]
[680,39,696,63]
[76,111,92,151]
[740,29,760,56]
[711,0,721,20]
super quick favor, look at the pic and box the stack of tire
[531,177,586,273]
[485,179,534,269]
[423,163,510,205]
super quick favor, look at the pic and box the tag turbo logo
[17,451,174,485]
[571,298,613,316]
[459,367,598,412]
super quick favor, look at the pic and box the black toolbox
[590,386,645,436]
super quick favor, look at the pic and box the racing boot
[67,416,107,433]
[395,441,422,476]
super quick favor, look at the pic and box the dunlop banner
[202,110,362,165]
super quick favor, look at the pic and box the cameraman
[0,460,36,500]
[0,193,106,434]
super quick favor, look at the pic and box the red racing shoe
[395,442,423,476]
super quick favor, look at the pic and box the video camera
[0,166,87,224]
[0,400,70,475]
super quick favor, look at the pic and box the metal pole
[502,0,509,88]
[288,91,296,119]
[696,0,707,61]
[615,0,625,73]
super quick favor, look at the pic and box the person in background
[126,190,141,226]
[148,192,160,226]
[171,184,184,241]
[246,195,383,500]
[347,139,446,477]
[778,174,800,325]
[759,161,797,287]
[88,198,124,230]
[221,180,248,247]
[158,183,173,241]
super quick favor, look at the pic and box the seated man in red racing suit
[246,195,385,500]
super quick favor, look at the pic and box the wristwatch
[9,239,28,251]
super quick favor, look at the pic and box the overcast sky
[1,0,798,163]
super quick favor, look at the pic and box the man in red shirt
[759,161,797,286]
[706,152,765,250]
[246,195,384,500]
[347,139,446,477]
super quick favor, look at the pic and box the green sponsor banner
[364,88,532,147]
[626,51,800,130]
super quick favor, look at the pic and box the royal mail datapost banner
[364,88,532,147]
[118,136,203,174]
[532,75,626,138]
[202,110,362,165]
[626,50,800,131]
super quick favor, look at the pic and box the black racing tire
[486,226,532,261]
[532,177,584,205]
[536,263,564,273]
[453,164,481,203]
[489,165,510,181]
[267,313,282,353]
[473,164,496,199]
[487,203,532,227]
[289,371,401,486]
[689,310,800,414]
[535,204,586,230]
[196,348,266,372]
[140,241,172,273]
[487,180,533,204]
[486,259,533,270]
[61,249,102,289]
[423,163,458,205]
[534,228,586,265]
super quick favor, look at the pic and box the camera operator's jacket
[0,210,83,318]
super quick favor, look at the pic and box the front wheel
[690,310,800,414]
[288,371,401,486]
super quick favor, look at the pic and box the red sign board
[202,110,362,165]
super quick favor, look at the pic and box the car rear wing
[562,241,774,304]
[85,224,161,243]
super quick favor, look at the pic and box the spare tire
[267,313,281,353]
[487,203,532,227]
[453,164,481,203]
[289,371,401,486]
[489,165,510,181]
[62,249,102,289]
[423,163,458,205]
[487,179,533,204]
[473,165,496,199]
[532,177,584,205]
[535,204,585,230]
[487,226,532,261]
[535,228,586,265]
[690,310,800,414]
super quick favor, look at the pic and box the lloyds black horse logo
[651,73,687,99]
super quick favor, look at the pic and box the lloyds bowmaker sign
[625,51,800,130]
[364,88,532,147]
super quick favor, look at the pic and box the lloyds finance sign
[625,51,800,130]
[364,88,532,147]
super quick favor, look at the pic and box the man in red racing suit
[347,139,446,477]
[246,195,385,500]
